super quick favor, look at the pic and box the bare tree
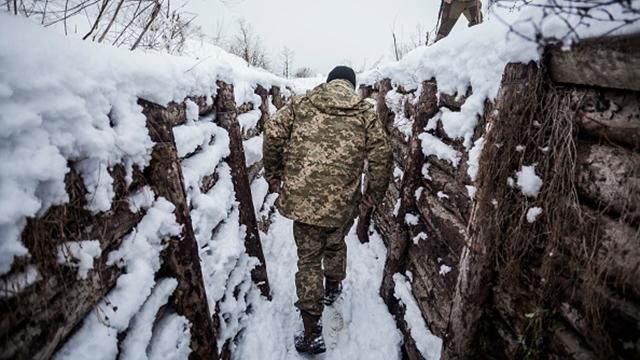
[280,46,294,78]
[226,19,270,70]
[2,0,208,55]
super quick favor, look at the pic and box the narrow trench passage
[234,211,403,359]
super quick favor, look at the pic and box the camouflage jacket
[263,79,392,227]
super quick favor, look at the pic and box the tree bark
[215,81,271,299]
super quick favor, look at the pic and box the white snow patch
[437,191,449,199]
[526,207,543,223]
[243,135,263,167]
[465,185,477,199]
[405,213,420,226]
[56,240,102,280]
[422,163,432,181]
[418,133,461,167]
[439,265,452,276]
[516,165,543,198]
[467,136,485,181]
[147,314,192,360]
[120,278,178,360]
[413,232,428,245]
[393,273,442,359]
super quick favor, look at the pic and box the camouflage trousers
[436,0,483,41]
[293,219,354,316]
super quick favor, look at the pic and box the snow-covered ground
[233,206,404,360]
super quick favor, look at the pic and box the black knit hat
[327,66,356,89]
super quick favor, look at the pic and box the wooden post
[442,63,542,359]
[215,81,271,300]
[140,99,218,360]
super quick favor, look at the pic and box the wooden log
[255,85,270,134]
[140,99,218,359]
[443,62,542,360]
[577,142,640,222]
[567,208,640,299]
[572,88,640,150]
[0,169,141,360]
[269,86,285,109]
[215,81,271,300]
[186,95,215,116]
[438,89,470,112]
[547,34,640,92]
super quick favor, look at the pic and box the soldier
[263,66,392,354]
[435,0,483,42]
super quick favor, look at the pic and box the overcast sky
[186,0,444,75]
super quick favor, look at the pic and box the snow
[393,166,405,181]
[414,187,425,201]
[393,273,442,360]
[0,265,40,299]
[234,215,403,359]
[128,186,155,213]
[147,314,192,360]
[173,118,222,158]
[405,213,420,226]
[439,265,452,276]
[516,165,543,198]
[526,207,543,223]
[56,240,102,280]
[0,13,286,276]
[120,278,178,360]
[185,99,199,123]
[55,197,181,359]
[413,232,428,245]
[467,136,485,181]
[393,198,402,217]
[243,135,264,167]
[437,191,449,199]
[421,163,432,181]
[418,133,461,167]
[385,90,414,139]
[465,185,477,199]
[238,109,262,135]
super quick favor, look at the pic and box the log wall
[367,35,640,359]
[0,85,285,359]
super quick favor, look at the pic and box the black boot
[294,311,326,354]
[324,280,342,305]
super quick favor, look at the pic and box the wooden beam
[547,34,640,91]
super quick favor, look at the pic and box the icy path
[234,213,403,359]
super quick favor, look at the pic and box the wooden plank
[547,34,640,91]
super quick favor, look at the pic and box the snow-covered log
[215,81,271,300]
[140,99,219,359]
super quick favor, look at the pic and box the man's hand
[265,174,281,193]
